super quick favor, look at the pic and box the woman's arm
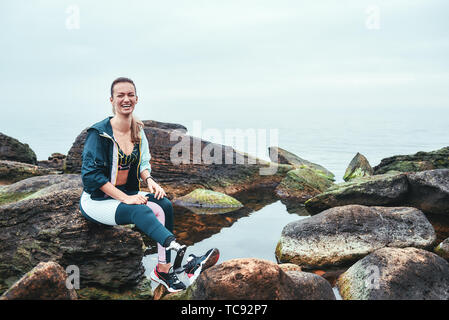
[100,182,148,205]
[140,169,166,200]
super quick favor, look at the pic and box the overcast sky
[1,0,448,137]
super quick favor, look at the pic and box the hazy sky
[0,1,448,159]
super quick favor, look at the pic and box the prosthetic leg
[165,240,187,273]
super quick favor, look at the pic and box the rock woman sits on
[79,77,219,292]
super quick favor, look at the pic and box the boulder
[66,121,292,198]
[305,169,449,217]
[0,261,77,300]
[337,247,449,300]
[343,153,373,182]
[434,237,449,260]
[37,153,66,171]
[276,205,436,269]
[0,187,146,295]
[373,146,449,174]
[165,258,334,300]
[275,167,334,203]
[0,132,37,165]
[0,160,61,185]
[285,270,336,300]
[268,146,335,181]
[173,188,243,211]
[406,169,449,216]
[0,174,82,206]
[304,172,409,215]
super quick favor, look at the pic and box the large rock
[407,169,449,216]
[275,167,334,203]
[66,120,292,198]
[0,160,61,185]
[0,132,37,165]
[37,153,66,171]
[0,261,77,300]
[0,187,146,295]
[285,270,336,300]
[268,146,335,181]
[337,247,449,300]
[343,153,373,182]
[0,174,82,206]
[166,258,335,300]
[173,189,243,209]
[373,146,449,174]
[304,172,409,215]
[276,205,436,269]
[305,169,449,216]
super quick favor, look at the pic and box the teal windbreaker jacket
[81,117,151,199]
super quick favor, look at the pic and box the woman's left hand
[147,179,167,200]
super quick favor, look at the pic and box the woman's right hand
[123,194,148,205]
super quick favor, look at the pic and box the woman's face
[110,82,138,116]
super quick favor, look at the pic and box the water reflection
[142,187,305,253]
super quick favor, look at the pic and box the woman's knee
[158,198,173,214]
[116,203,155,225]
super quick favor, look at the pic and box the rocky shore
[1,127,448,300]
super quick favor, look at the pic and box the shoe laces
[183,254,200,272]
[167,267,183,284]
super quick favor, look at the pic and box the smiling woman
[78,77,219,293]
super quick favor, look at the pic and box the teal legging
[115,192,175,263]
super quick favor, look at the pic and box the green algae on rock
[373,146,449,174]
[268,146,335,181]
[343,152,374,182]
[275,167,334,203]
[173,189,244,210]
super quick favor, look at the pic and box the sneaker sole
[187,248,220,284]
[150,269,184,293]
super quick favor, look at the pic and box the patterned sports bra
[118,143,139,171]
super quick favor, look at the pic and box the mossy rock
[0,191,35,206]
[268,146,335,181]
[173,189,243,209]
[343,153,374,182]
[282,167,334,191]
[373,146,449,174]
[275,167,334,202]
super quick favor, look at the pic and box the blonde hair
[110,77,144,143]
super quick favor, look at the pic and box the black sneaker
[150,266,186,293]
[183,248,220,284]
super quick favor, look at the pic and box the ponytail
[131,115,144,144]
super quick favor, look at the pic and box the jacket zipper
[99,132,119,186]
